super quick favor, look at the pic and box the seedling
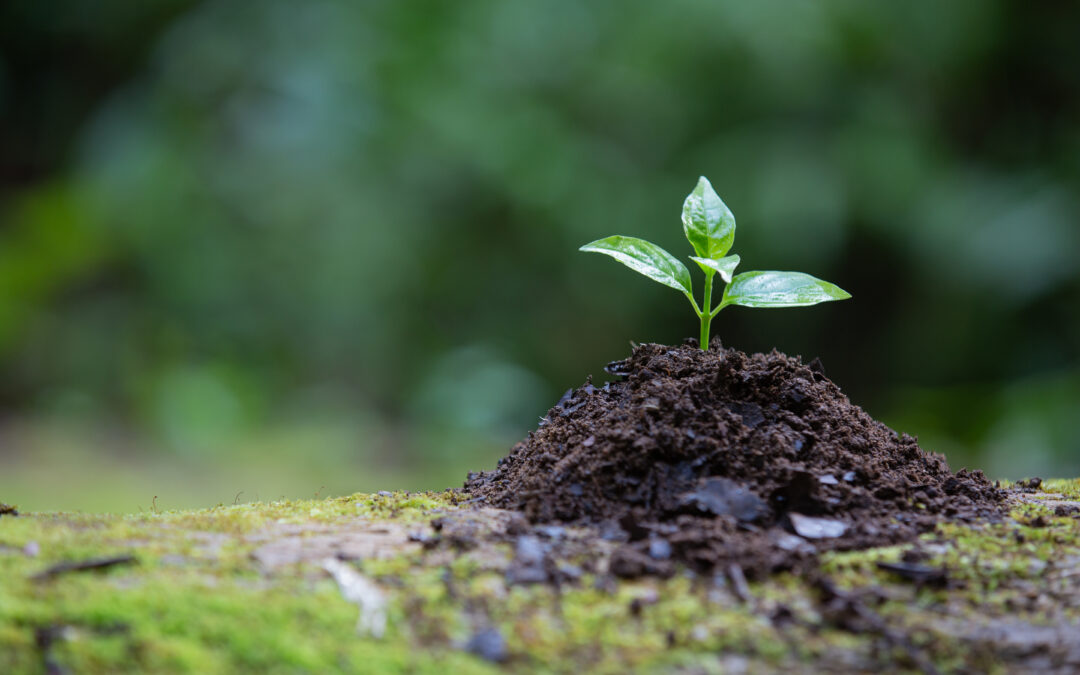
[581,176,850,350]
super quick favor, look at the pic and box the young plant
[581,176,850,350]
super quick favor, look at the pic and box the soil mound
[465,341,1005,576]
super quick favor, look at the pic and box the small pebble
[557,563,583,580]
[648,538,672,560]
[515,536,545,564]
[465,627,508,663]
[788,512,848,539]
[535,525,566,540]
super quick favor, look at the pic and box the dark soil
[466,340,1005,577]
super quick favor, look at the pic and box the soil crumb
[466,341,1004,577]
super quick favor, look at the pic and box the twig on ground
[31,555,137,582]
[323,557,388,638]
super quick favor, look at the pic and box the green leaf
[681,176,735,260]
[721,271,851,308]
[690,254,740,283]
[580,236,693,294]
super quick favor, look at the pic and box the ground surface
[2,480,1080,674]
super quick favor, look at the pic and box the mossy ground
[2,480,1079,674]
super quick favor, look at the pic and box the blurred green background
[1,0,1078,512]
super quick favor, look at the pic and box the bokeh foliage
[1,0,1078,509]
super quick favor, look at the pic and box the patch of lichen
[2,484,1079,674]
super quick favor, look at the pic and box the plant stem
[709,300,726,319]
[699,270,714,350]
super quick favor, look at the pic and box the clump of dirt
[466,341,1005,577]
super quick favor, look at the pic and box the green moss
[0,492,472,674]
[1039,478,1080,500]
[2,484,1078,673]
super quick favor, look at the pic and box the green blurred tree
[0,0,1077,476]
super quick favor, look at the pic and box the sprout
[581,177,850,350]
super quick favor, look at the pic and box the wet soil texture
[466,341,1005,577]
